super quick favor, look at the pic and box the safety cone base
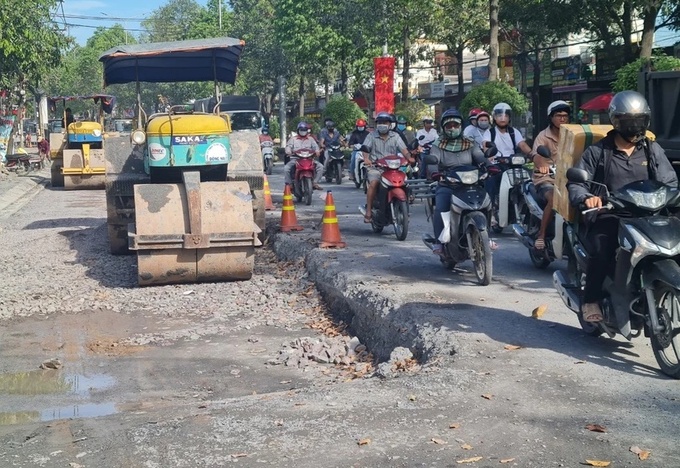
[319,239,346,248]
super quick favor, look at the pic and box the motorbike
[359,154,410,241]
[325,143,345,185]
[292,148,316,206]
[5,150,42,173]
[554,167,680,378]
[512,146,564,268]
[352,144,367,192]
[261,140,274,175]
[491,151,532,234]
[421,156,494,285]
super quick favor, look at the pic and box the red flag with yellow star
[374,56,395,114]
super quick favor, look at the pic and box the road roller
[99,38,262,286]
[48,94,115,189]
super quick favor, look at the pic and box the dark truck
[638,70,680,174]
[193,95,264,132]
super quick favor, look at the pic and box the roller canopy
[48,95,116,114]
[99,38,244,86]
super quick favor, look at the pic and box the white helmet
[547,100,571,117]
[492,102,512,118]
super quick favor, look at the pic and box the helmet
[492,102,512,117]
[356,118,367,128]
[325,120,335,129]
[262,127,269,135]
[422,115,434,123]
[396,115,408,124]
[547,100,571,117]
[297,121,310,136]
[468,108,482,120]
[476,110,490,120]
[440,108,463,128]
[375,112,393,123]
[608,91,651,143]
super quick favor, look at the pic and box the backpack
[489,126,517,154]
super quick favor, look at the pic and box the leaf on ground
[500,458,515,463]
[456,456,483,464]
[357,438,371,446]
[585,424,607,433]
[431,438,447,445]
[532,304,548,318]
[481,394,493,400]
[461,443,473,450]
[504,345,521,350]
[449,423,461,429]
[630,446,651,460]
[230,453,248,458]
[583,460,611,467]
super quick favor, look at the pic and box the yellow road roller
[99,38,262,286]
[48,94,115,189]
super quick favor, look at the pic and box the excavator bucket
[129,174,261,286]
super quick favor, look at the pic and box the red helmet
[468,108,483,119]
[476,110,490,120]
[356,119,367,127]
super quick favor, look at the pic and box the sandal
[489,240,498,251]
[432,244,445,257]
[535,237,545,250]
[582,303,604,323]
[364,215,372,223]
[313,183,323,191]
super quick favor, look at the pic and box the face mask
[376,124,389,134]
[445,128,462,139]
[477,121,490,130]
[298,130,308,137]
[397,124,406,131]
[357,126,365,132]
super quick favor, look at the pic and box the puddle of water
[0,403,117,425]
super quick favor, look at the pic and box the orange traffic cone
[280,183,303,232]
[319,191,346,248]
[263,175,275,210]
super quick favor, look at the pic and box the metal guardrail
[408,178,435,200]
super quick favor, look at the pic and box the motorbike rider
[482,102,533,226]
[319,119,345,175]
[284,121,324,190]
[463,109,491,148]
[395,115,415,147]
[567,90,678,323]
[532,100,571,250]
[416,115,439,147]
[348,118,370,181]
[428,109,489,255]
[362,112,415,223]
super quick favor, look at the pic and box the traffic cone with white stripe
[263,175,275,210]
[280,183,303,232]
[319,190,346,248]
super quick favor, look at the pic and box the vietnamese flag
[374,56,395,114]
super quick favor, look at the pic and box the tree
[488,0,500,82]
[459,81,528,118]
[612,54,680,91]
[322,97,366,135]
[394,99,431,126]
[141,0,207,42]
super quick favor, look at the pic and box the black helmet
[608,91,651,143]
[440,108,463,128]
[375,112,393,123]
[325,119,335,129]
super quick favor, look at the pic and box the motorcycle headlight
[131,130,146,145]
[627,187,667,210]
[386,159,402,169]
[511,156,526,165]
[457,170,479,185]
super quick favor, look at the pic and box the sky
[54,0,211,45]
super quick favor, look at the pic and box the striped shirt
[363,131,407,162]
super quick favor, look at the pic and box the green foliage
[460,81,529,117]
[394,100,431,127]
[322,97,366,135]
[612,55,680,92]
[267,116,280,140]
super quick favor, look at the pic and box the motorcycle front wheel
[335,162,342,185]
[392,200,409,241]
[470,226,492,286]
[304,178,313,206]
[651,286,680,379]
[265,158,273,175]
[294,182,302,203]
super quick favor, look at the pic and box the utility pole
[278,76,287,148]
[219,0,222,32]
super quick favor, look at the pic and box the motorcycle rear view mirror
[536,146,551,158]
[566,168,590,183]
[484,146,498,158]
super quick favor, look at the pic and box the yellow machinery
[48,95,114,189]
[99,38,263,285]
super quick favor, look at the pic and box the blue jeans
[433,184,454,241]
[485,173,502,206]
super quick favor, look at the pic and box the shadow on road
[23,218,103,230]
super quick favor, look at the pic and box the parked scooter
[554,167,680,378]
[359,154,410,241]
[512,146,563,268]
[325,143,345,185]
[491,150,532,234]
[261,140,274,175]
[421,147,495,285]
[292,148,316,206]
[5,149,42,174]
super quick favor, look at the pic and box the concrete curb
[0,170,49,220]
[267,223,458,363]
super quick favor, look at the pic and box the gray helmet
[608,91,651,143]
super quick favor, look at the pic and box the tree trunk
[531,49,542,137]
[401,25,410,102]
[488,0,499,81]
[456,44,465,98]
[340,61,348,96]
[622,1,634,61]
[640,3,660,58]
[298,74,305,117]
